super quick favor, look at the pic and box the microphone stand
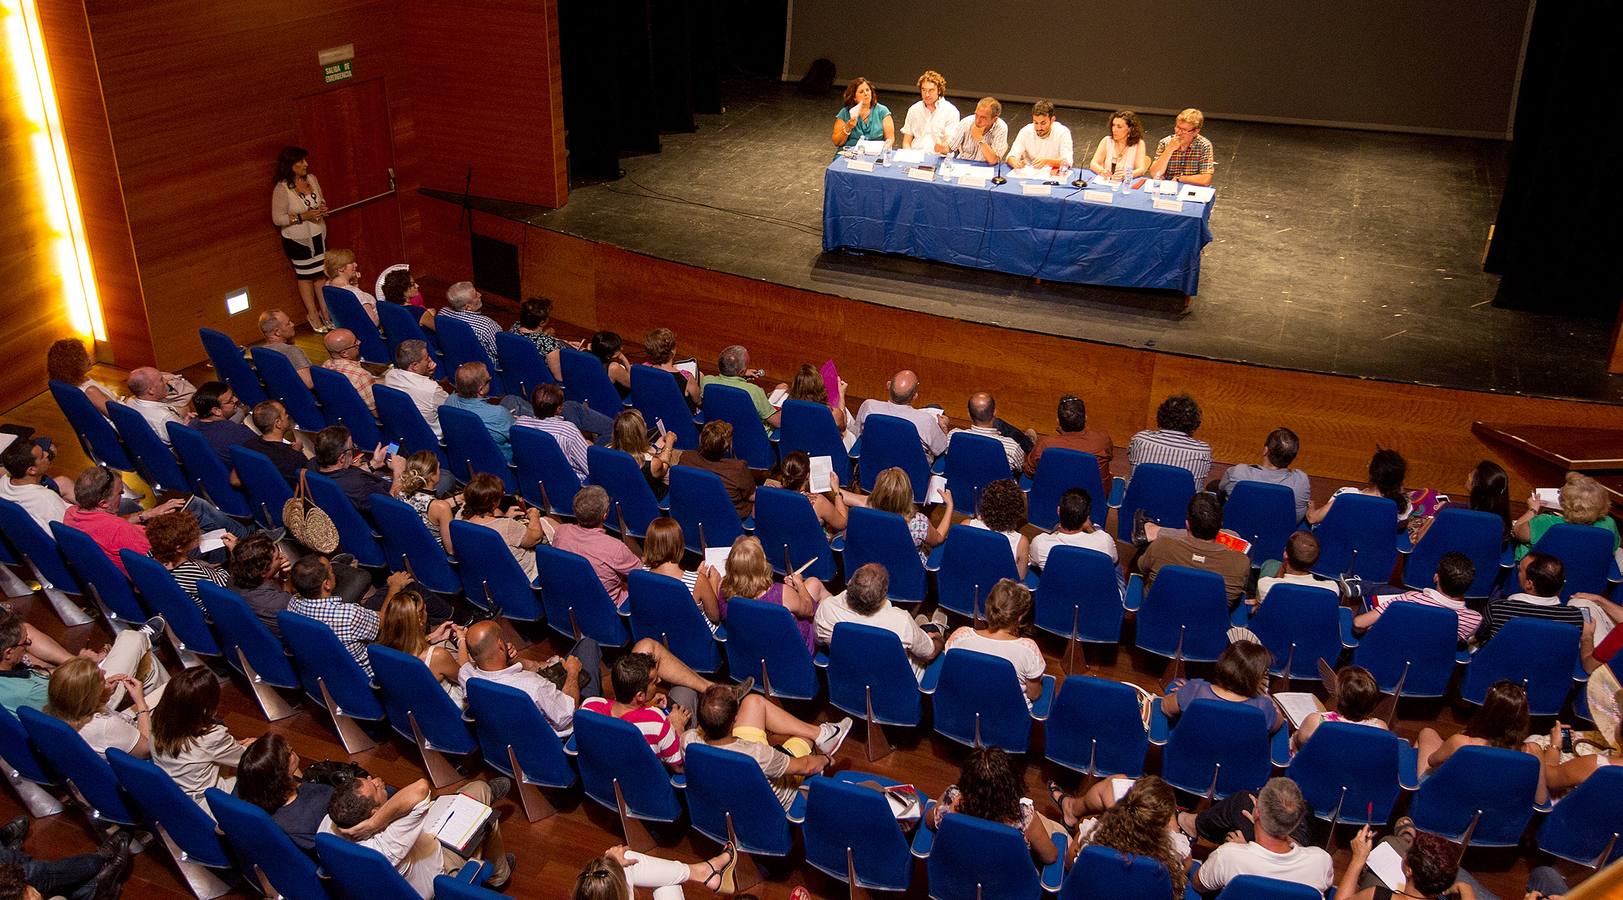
[991,157,1006,186]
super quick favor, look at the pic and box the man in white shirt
[901,69,958,152]
[942,97,1008,164]
[380,340,448,437]
[458,620,599,738]
[1255,532,1339,604]
[813,564,944,681]
[124,367,190,445]
[855,370,951,461]
[1031,488,1117,570]
[1005,100,1073,170]
[0,440,72,531]
[320,773,514,895]
[950,392,1023,474]
[1188,778,1333,894]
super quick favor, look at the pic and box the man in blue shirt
[191,381,256,465]
[1217,427,1312,522]
[446,362,517,462]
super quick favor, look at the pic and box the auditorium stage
[436,76,1622,404]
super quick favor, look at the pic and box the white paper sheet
[892,148,927,164]
[809,455,835,493]
[197,529,229,555]
[924,473,949,503]
[704,546,731,575]
[673,358,699,381]
[423,793,494,855]
[1178,185,1216,203]
[1534,487,1563,510]
[1366,841,1406,891]
[855,139,886,156]
[767,387,789,407]
[1274,692,1325,729]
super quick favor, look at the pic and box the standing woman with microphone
[270,146,333,332]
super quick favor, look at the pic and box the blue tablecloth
[822,155,1215,295]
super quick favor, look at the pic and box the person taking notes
[1089,109,1150,181]
[1005,100,1073,170]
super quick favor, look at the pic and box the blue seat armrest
[930,455,946,475]
[1023,569,1041,590]
[1573,656,1590,681]
[830,534,845,553]
[911,804,938,858]
[670,773,686,790]
[1534,796,1555,815]
[848,437,862,459]
[1609,557,1622,582]
[924,543,945,572]
[1042,830,1068,892]
[1398,743,1420,791]
[1455,649,1472,665]
[1107,476,1125,509]
[1017,474,1033,491]
[657,499,670,514]
[766,428,779,444]
[1229,604,1253,627]
[919,656,944,694]
[714,625,727,642]
[455,859,491,884]
[1123,573,1145,612]
[1395,531,1414,555]
[1338,607,1359,648]
[813,651,830,668]
[564,734,578,756]
[1270,725,1292,768]
[787,789,807,824]
[1030,675,1057,720]
[1148,697,1170,746]
[742,516,755,533]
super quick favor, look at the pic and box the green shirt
[0,667,50,715]
[1517,513,1621,560]
[701,373,775,431]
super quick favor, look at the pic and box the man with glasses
[191,381,256,464]
[321,328,380,412]
[1149,108,1216,186]
[459,620,601,739]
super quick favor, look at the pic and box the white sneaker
[929,610,949,630]
[816,717,854,756]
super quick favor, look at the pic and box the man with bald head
[320,328,379,412]
[125,367,192,445]
[950,392,1024,473]
[458,620,600,738]
[256,309,314,388]
[855,369,951,461]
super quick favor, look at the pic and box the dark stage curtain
[1485,2,1621,318]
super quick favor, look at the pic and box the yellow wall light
[3,0,105,341]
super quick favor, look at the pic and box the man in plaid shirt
[286,555,391,676]
[320,329,378,412]
[1149,107,1215,186]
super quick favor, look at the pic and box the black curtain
[1485,2,1621,318]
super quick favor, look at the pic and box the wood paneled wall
[521,226,1623,496]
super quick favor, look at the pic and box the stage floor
[470,76,1623,403]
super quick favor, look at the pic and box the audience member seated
[1415,680,1549,803]
[1480,552,1583,640]
[145,510,232,607]
[151,666,247,803]
[1219,427,1311,522]
[683,684,847,811]
[1513,472,1620,561]
[1162,639,1283,732]
[1339,825,1482,900]
[700,344,782,430]
[853,468,951,562]
[854,370,950,461]
[788,363,855,448]
[306,424,403,515]
[945,579,1045,702]
[190,381,255,463]
[1137,492,1250,605]
[1023,394,1113,486]
[814,562,944,681]
[1412,460,1511,545]
[45,656,158,759]
[608,409,677,499]
[768,450,848,533]
[380,339,448,438]
[64,466,176,574]
[0,835,130,900]
[588,330,633,396]
[1187,778,1332,894]
[697,535,826,653]
[1307,448,1410,525]
[508,296,565,381]
[256,309,315,389]
[236,733,345,851]
[397,451,458,550]
[323,249,378,324]
[47,336,123,417]
[677,420,757,517]
[0,613,167,717]
[379,265,422,309]
[550,485,639,605]
[1538,698,1622,800]
[570,844,739,899]
[640,326,703,409]
[1127,393,1211,483]
[320,771,514,894]
[964,478,1032,577]
[248,400,311,485]
[378,588,468,706]
[1292,664,1390,750]
[0,438,73,531]
[927,746,1063,866]
[1255,532,1338,604]
[124,366,191,443]
[451,473,548,581]
[285,555,387,677]
[1355,552,1481,642]
[459,620,599,739]
[425,281,501,360]
[1061,775,1188,893]
[641,517,706,613]
[229,532,300,634]
[580,642,730,770]
[320,328,378,412]
[514,383,610,482]
[446,362,518,463]
[1030,487,1117,570]
[951,392,1025,474]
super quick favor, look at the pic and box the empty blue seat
[121,549,221,663]
[249,346,327,432]
[464,678,576,821]
[560,345,624,420]
[1531,522,1619,600]
[1245,583,1356,680]
[105,400,188,493]
[197,329,268,407]
[511,424,584,515]
[228,444,296,529]
[627,569,721,673]
[369,643,477,786]
[208,787,333,899]
[722,596,818,700]
[751,486,835,581]
[309,366,384,450]
[923,648,1055,754]
[303,471,386,567]
[372,384,448,469]
[48,379,134,471]
[277,610,385,754]
[1312,493,1400,583]
[448,519,543,622]
[854,414,929,501]
[1223,481,1299,564]
[1061,844,1174,900]
[1033,546,1123,672]
[324,286,391,363]
[1026,447,1110,532]
[1134,565,1231,664]
[943,431,1011,511]
[1044,675,1153,778]
[1116,463,1195,541]
[1288,721,1417,827]
[1411,745,1541,848]
[1161,699,1277,800]
[535,545,630,647]
[435,314,505,396]
[802,773,917,894]
[438,404,516,492]
[197,581,299,722]
[167,422,251,518]
[934,524,1020,621]
[494,330,554,403]
[779,398,852,485]
[701,383,776,469]
[1536,765,1623,867]
[1402,506,1506,596]
[842,506,929,603]
[1460,617,1580,717]
[369,493,460,595]
[49,520,148,626]
[573,709,684,848]
[628,364,699,450]
[825,621,929,761]
[587,445,663,538]
[1350,601,1466,701]
[106,747,233,894]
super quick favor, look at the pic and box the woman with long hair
[1411,459,1512,545]
[1307,448,1410,525]
[270,145,331,331]
[590,330,633,395]
[642,517,714,634]
[787,363,854,449]
[1416,680,1548,803]
[235,733,335,850]
[1088,110,1150,181]
[928,746,1062,866]
[570,842,738,899]
[610,410,678,499]
[1160,639,1282,732]
[1069,776,1188,897]
[769,450,848,533]
[46,657,153,759]
[151,667,248,801]
[377,588,468,705]
[47,337,120,417]
[694,535,827,653]
[854,467,952,561]
[830,76,894,154]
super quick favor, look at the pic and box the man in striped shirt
[578,638,732,770]
[1127,393,1212,484]
[1479,552,1582,641]
[513,383,593,481]
[1356,552,1482,642]
[426,281,501,359]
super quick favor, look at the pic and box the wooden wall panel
[526,227,1623,496]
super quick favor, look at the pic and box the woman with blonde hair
[47,657,153,759]
[945,578,1046,703]
[571,842,738,899]
[787,363,855,449]
[611,409,679,499]
[322,248,379,325]
[378,588,468,705]
[397,450,459,549]
[695,535,826,652]
[855,467,952,561]
[1514,471,1620,560]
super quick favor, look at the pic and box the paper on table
[955,166,992,182]
[1274,692,1326,729]
[819,359,841,409]
[1144,179,1179,194]
[1008,166,1050,179]
[1366,841,1406,891]
[673,358,699,381]
[924,474,949,503]
[423,793,495,855]
[855,139,886,156]
[197,529,229,555]
[767,387,789,408]
[1178,185,1216,203]
[892,148,926,164]
[703,546,731,576]
[809,455,835,493]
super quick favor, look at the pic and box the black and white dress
[272,175,327,279]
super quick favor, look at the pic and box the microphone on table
[1073,162,1097,188]
[991,158,1006,186]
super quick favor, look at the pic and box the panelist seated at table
[1088,109,1150,181]
[831,76,894,155]
[939,96,1008,164]
[1005,100,1073,171]
[901,69,958,152]
[1148,107,1215,186]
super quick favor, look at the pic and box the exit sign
[318,44,355,84]
[323,60,352,83]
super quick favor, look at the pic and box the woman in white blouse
[45,657,154,759]
[323,248,379,326]
[1088,110,1149,182]
[270,145,332,331]
[151,667,250,802]
[945,579,1047,704]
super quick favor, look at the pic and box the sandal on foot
[1046,780,1079,829]
[702,841,738,894]
[1394,816,1416,842]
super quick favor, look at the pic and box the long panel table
[822,155,1216,295]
